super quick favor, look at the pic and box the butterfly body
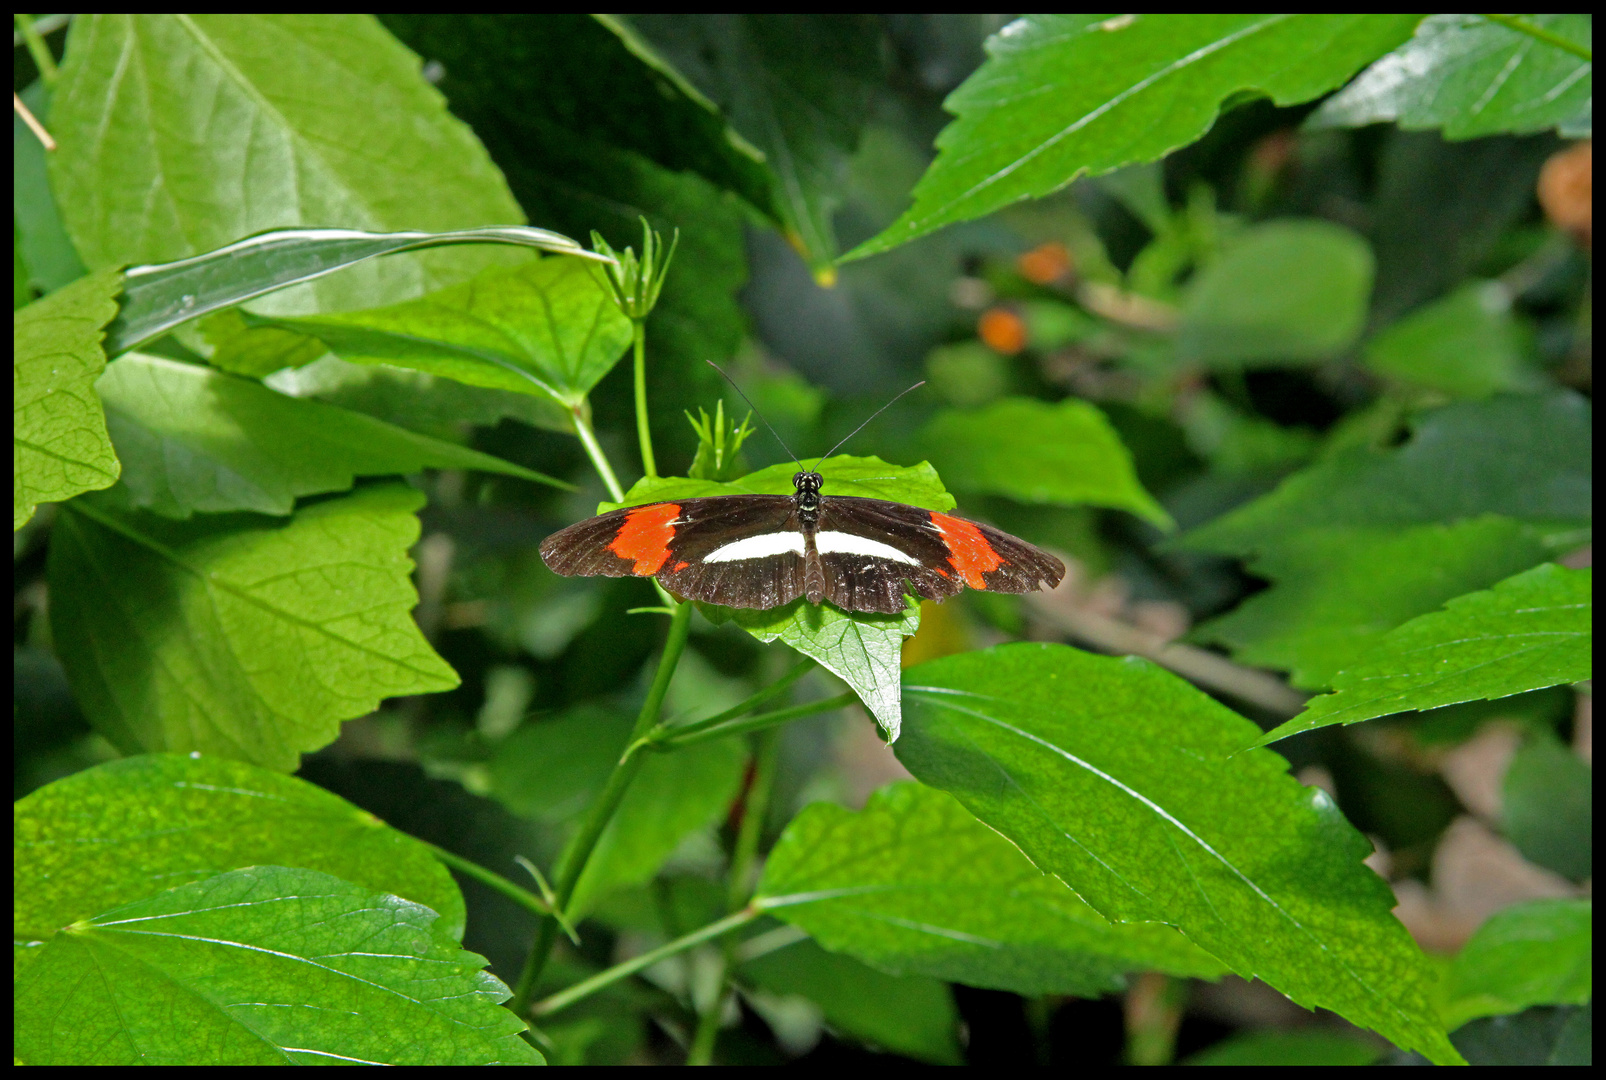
[540,470,1065,614]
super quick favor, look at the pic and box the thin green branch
[632,320,657,479]
[635,659,817,753]
[14,14,59,85]
[532,907,762,1018]
[1479,14,1592,62]
[510,599,695,1015]
[653,691,857,751]
[421,842,555,919]
[570,404,626,503]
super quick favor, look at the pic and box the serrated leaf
[1439,899,1592,1031]
[1364,280,1541,398]
[14,268,123,529]
[703,598,919,742]
[13,866,539,1065]
[50,15,529,318]
[48,484,458,772]
[1310,14,1593,140]
[98,352,570,519]
[895,643,1463,1065]
[1262,564,1591,742]
[601,454,954,513]
[1177,220,1373,366]
[251,258,632,407]
[755,782,1226,997]
[918,397,1171,527]
[846,14,1421,259]
[14,753,466,942]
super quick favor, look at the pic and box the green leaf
[12,866,539,1065]
[48,484,459,772]
[14,268,123,529]
[49,15,527,315]
[252,258,632,407]
[1502,738,1592,882]
[703,598,919,742]
[1439,899,1592,1031]
[755,782,1227,997]
[488,706,747,918]
[14,82,87,296]
[846,14,1421,259]
[1364,280,1541,398]
[602,454,955,513]
[624,15,883,276]
[1182,1031,1384,1066]
[1262,564,1591,743]
[895,643,1463,1065]
[14,752,466,943]
[1176,220,1374,367]
[741,936,961,1064]
[107,225,598,359]
[1310,14,1593,140]
[1450,1003,1592,1065]
[98,352,570,519]
[918,397,1171,527]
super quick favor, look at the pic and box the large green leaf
[13,753,466,943]
[624,15,883,276]
[1176,220,1373,367]
[1439,899,1592,1031]
[13,866,539,1065]
[918,397,1170,527]
[742,936,961,1064]
[252,258,633,407]
[846,14,1421,259]
[1363,280,1541,398]
[13,268,123,529]
[1195,517,1571,690]
[48,484,458,772]
[49,14,526,315]
[895,644,1462,1065]
[98,352,569,519]
[107,225,599,358]
[756,782,1226,996]
[1311,14,1593,140]
[1262,564,1591,743]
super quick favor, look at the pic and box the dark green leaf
[107,226,601,360]
[742,936,961,1064]
[1449,1003,1591,1066]
[254,257,633,407]
[99,352,570,519]
[1364,280,1541,398]
[13,866,539,1065]
[48,484,459,772]
[1176,220,1373,367]
[1182,1031,1384,1066]
[919,397,1171,527]
[14,82,87,296]
[14,267,123,528]
[847,14,1420,259]
[14,752,467,942]
[1502,738,1592,882]
[1263,564,1591,742]
[1440,899,1592,1031]
[895,643,1462,1064]
[1311,15,1593,140]
[756,782,1226,997]
[50,15,527,315]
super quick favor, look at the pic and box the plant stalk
[654,692,856,751]
[571,404,626,503]
[632,320,657,479]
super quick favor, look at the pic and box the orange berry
[978,307,1028,354]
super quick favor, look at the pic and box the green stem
[1479,14,1592,62]
[635,659,816,751]
[510,599,695,1014]
[421,842,553,918]
[15,14,59,85]
[571,403,625,503]
[631,320,657,479]
[654,692,856,751]
[532,907,761,1018]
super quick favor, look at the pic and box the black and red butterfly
[539,467,1065,615]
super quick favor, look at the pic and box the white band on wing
[703,532,806,562]
[815,530,920,565]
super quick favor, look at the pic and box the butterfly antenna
[705,360,803,470]
[812,380,926,470]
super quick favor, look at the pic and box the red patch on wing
[609,503,681,575]
[672,561,690,572]
[930,512,1002,589]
